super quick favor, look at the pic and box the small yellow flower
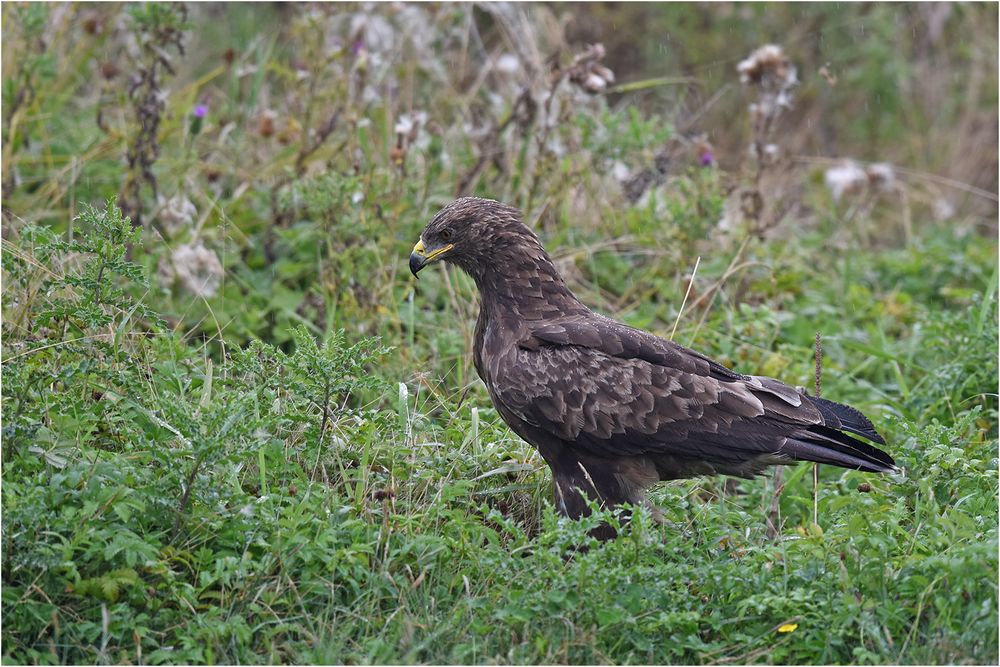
[777,623,799,633]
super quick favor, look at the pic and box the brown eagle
[410,197,895,536]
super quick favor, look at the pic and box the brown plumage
[410,197,895,538]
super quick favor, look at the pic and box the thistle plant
[736,44,798,233]
[1,3,55,194]
[34,197,158,338]
[119,3,188,227]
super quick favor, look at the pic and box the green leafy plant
[36,197,155,332]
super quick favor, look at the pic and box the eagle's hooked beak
[409,239,453,277]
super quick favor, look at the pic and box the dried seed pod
[258,110,276,138]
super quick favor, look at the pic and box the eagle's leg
[552,474,620,541]
[549,454,661,541]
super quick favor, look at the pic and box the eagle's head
[409,197,544,280]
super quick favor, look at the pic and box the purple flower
[700,150,715,167]
[350,37,365,57]
[193,104,208,119]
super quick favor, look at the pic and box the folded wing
[495,316,895,479]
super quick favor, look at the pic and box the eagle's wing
[493,316,894,477]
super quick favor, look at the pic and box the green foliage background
[2,3,997,665]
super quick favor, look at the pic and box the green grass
[2,4,998,665]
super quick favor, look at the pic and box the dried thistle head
[258,110,277,138]
[394,111,427,144]
[824,161,868,202]
[101,61,120,80]
[562,43,615,94]
[737,44,797,90]
[865,163,897,192]
[494,53,520,77]
[824,161,899,202]
[738,44,798,122]
[158,241,224,298]
[933,197,955,221]
[82,10,103,35]
[392,111,427,167]
[157,194,196,237]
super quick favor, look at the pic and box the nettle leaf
[113,502,132,523]
[99,577,120,602]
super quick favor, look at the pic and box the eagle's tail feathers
[810,396,886,445]
[782,427,897,473]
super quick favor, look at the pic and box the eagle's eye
[440,228,453,241]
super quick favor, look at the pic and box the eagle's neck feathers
[466,234,588,326]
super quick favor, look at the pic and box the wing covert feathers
[499,314,895,477]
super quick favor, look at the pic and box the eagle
[409,197,895,537]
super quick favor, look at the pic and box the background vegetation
[2,3,997,664]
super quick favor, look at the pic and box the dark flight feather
[411,197,896,537]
